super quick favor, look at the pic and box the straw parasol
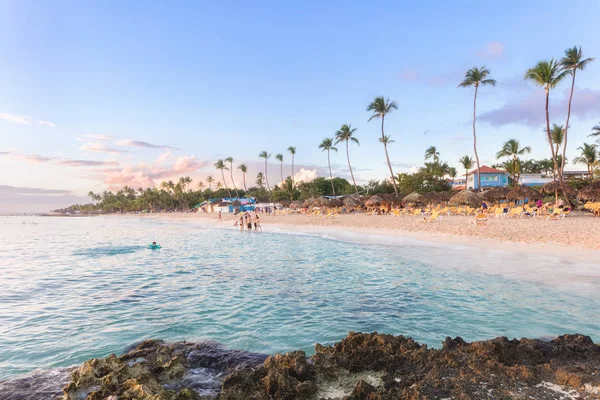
[506,185,541,202]
[421,191,440,204]
[365,195,384,207]
[278,199,291,207]
[302,198,314,208]
[328,198,343,207]
[402,192,423,204]
[480,187,510,202]
[289,200,302,209]
[436,191,454,203]
[380,193,403,206]
[579,181,600,201]
[343,196,360,208]
[540,181,575,196]
[312,197,329,207]
[449,189,481,206]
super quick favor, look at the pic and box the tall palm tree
[214,159,231,198]
[448,167,457,186]
[256,172,265,188]
[459,155,473,190]
[496,139,531,185]
[319,138,338,197]
[275,153,284,186]
[590,122,600,142]
[224,157,240,198]
[550,124,564,179]
[335,124,360,199]
[258,151,271,194]
[424,146,440,163]
[237,163,248,191]
[560,46,595,178]
[205,175,215,191]
[573,143,598,178]
[287,146,296,188]
[458,66,496,192]
[197,181,205,191]
[367,96,399,197]
[525,59,569,203]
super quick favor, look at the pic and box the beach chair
[507,208,522,219]
[471,213,488,226]
[494,208,506,218]
[423,211,442,223]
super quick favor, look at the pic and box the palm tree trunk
[229,167,240,198]
[221,170,231,198]
[243,173,247,191]
[346,141,360,200]
[264,159,271,194]
[473,86,482,192]
[291,155,295,189]
[381,116,399,197]
[544,87,570,206]
[561,70,577,205]
[327,150,336,197]
[465,171,468,189]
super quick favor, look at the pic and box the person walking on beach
[218,210,222,221]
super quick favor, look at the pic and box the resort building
[465,166,509,190]
[196,198,256,213]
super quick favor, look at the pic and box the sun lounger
[423,211,442,223]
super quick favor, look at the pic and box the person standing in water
[254,214,261,231]
[218,210,222,221]
[239,216,244,231]
[246,213,252,231]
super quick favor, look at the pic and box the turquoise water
[1,215,599,380]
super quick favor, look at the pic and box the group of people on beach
[230,211,262,232]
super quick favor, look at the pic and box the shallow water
[1,215,599,381]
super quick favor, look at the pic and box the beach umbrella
[436,191,454,203]
[480,187,510,202]
[365,195,384,207]
[302,198,314,208]
[540,181,575,197]
[312,197,329,207]
[421,191,440,204]
[232,200,242,207]
[328,198,343,207]
[402,192,423,204]
[449,189,481,206]
[506,185,541,202]
[579,181,600,201]
[278,199,291,207]
[289,200,302,209]
[343,196,360,208]
[380,193,402,206]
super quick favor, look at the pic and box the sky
[1,0,600,212]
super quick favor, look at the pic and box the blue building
[465,166,509,190]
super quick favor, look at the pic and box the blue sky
[1,1,600,211]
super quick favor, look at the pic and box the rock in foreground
[59,332,600,400]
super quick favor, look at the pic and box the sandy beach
[137,211,600,262]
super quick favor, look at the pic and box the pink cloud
[479,88,600,127]
[400,69,418,81]
[477,41,505,58]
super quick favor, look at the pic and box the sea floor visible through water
[0,215,599,382]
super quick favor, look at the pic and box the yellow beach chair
[471,213,488,226]
[424,211,443,223]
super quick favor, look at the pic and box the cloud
[102,156,208,190]
[275,168,319,187]
[0,185,88,213]
[116,140,180,151]
[477,41,505,58]
[156,151,174,164]
[80,142,129,155]
[55,159,119,167]
[479,88,600,127]
[82,134,114,141]
[38,120,56,127]
[0,112,32,125]
[400,69,418,81]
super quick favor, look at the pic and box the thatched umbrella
[402,192,423,204]
[365,195,384,207]
[329,198,343,207]
[312,197,329,207]
[421,191,440,205]
[380,193,402,206]
[302,198,314,208]
[278,199,291,207]
[436,191,454,203]
[540,181,575,197]
[579,181,600,201]
[449,189,481,206]
[507,185,541,205]
[480,187,510,202]
[343,196,360,208]
[290,200,302,209]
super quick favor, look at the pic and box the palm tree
[205,175,215,191]
[216,181,222,190]
[458,66,496,192]
[214,159,231,198]
[335,124,360,199]
[258,151,271,194]
[560,47,594,178]
[237,163,248,191]
[319,138,338,197]
[197,181,205,191]
[256,172,265,188]
[367,96,399,197]
[525,59,569,203]
[448,167,457,186]
[573,143,598,178]
[424,146,440,163]
[287,146,296,188]
[550,124,565,179]
[275,153,285,186]
[459,155,473,190]
[224,157,240,198]
[496,139,531,185]
[590,122,600,142]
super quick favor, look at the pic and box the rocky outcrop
[55,332,600,400]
